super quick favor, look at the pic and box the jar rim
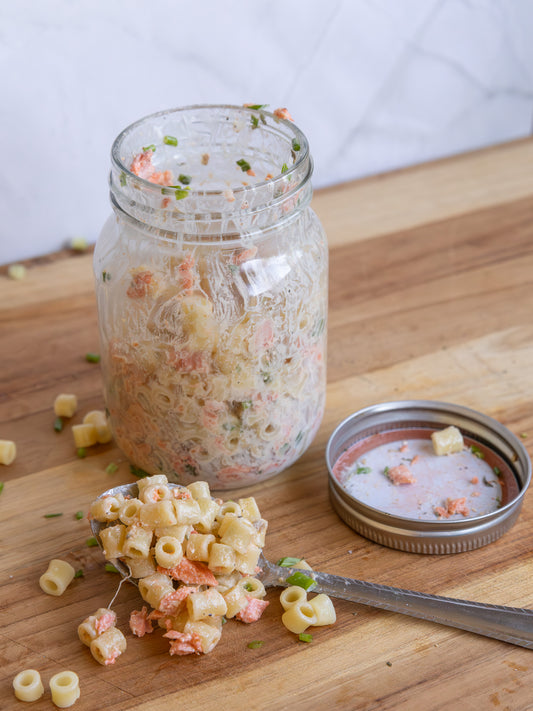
[111,103,310,198]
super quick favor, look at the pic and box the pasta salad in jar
[94,105,328,489]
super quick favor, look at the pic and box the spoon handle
[269,565,533,649]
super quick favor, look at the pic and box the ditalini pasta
[12,669,44,702]
[39,559,75,596]
[278,563,336,636]
[54,393,78,418]
[89,475,269,658]
[0,439,16,465]
[49,671,80,708]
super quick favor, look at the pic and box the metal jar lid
[326,400,531,554]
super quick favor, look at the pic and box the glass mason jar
[94,105,328,490]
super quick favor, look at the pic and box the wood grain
[2,139,533,710]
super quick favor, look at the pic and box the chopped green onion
[281,163,289,174]
[130,464,150,478]
[298,633,313,643]
[102,270,111,282]
[0,482,4,495]
[470,445,484,459]
[178,174,191,185]
[85,352,100,363]
[77,448,87,459]
[261,372,272,384]
[277,557,302,567]
[386,660,393,667]
[74,569,84,578]
[520,432,528,439]
[54,417,63,433]
[119,172,127,187]
[163,135,178,146]
[247,640,264,649]
[44,512,63,518]
[106,462,119,474]
[243,582,254,592]
[236,158,251,172]
[246,104,268,111]
[356,466,371,475]
[494,466,502,477]
[250,115,259,129]
[292,138,301,152]
[105,563,119,573]
[175,187,189,200]
[75,511,84,520]
[86,537,99,547]
[286,571,316,591]
[142,144,156,152]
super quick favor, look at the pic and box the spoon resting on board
[90,482,533,650]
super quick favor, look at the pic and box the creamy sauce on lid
[332,428,518,520]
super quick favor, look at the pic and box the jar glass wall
[94,105,328,489]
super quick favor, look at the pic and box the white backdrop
[1,0,532,263]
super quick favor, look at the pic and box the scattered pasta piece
[431,426,464,456]
[12,669,44,702]
[70,236,88,252]
[7,263,27,280]
[0,439,16,465]
[82,410,112,443]
[90,626,127,666]
[72,423,98,448]
[278,560,336,636]
[49,671,80,708]
[54,393,78,418]
[39,559,76,596]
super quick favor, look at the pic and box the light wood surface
[2,138,533,710]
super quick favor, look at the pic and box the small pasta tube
[186,532,215,562]
[238,496,261,523]
[155,535,184,568]
[208,542,236,575]
[309,594,336,626]
[187,481,211,500]
[122,554,156,579]
[138,474,168,500]
[119,498,143,525]
[72,423,98,448]
[54,393,78,418]
[0,439,16,465]
[78,608,117,646]
[184,620,222,654]
[141,483,171,503]
[187,588,227,621]
[219,516,256,554]
[90,494,123,522]
[280,586,307,610]
[90,627,127,666]
[39,559,75,596]
[172,497,201,525]
[123,524,153,559]
[194,497,219,534]
[82,410,112,444]
[12,669,44,702]
[99,523,127,560]
[281,601,317,634]
[431,425,464,455]
[139,573,174,609]
[239,577,266,599]
[154,523,190,542]
[140,500,177,527]
[234,544,261,575]
[49,671,80,707]
[222,584,248,618]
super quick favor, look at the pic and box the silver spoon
[90,482,533,649]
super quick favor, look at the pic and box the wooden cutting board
[2,138,533,711]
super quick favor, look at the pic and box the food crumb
[7,263,27,280]
[386,661,392,667]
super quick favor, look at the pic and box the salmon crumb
[387,464,416,485]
